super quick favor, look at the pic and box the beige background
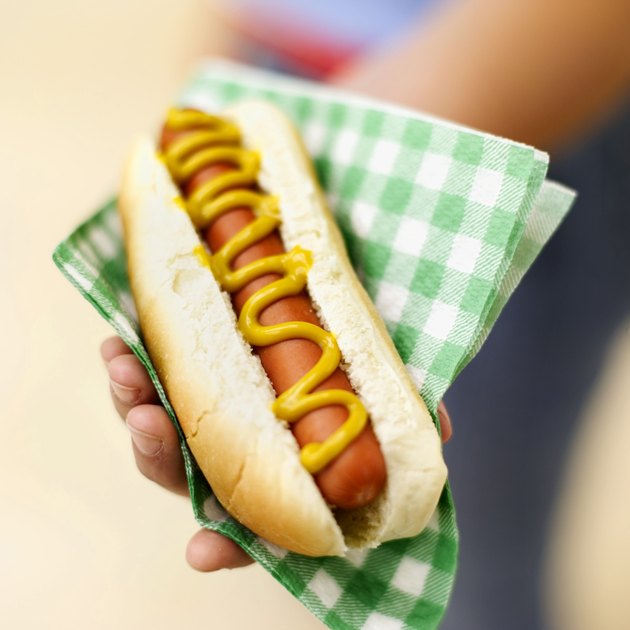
[1,1,323,628]
[544,326,630,630]
[2,1,629,629]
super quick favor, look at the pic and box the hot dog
[119,101,447,556]
[158,133,387,510]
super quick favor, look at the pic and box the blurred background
[2,0,630,628]
[2,1,323,629]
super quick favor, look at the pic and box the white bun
[119,101,447,556]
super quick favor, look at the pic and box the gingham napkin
[53,60,575,630]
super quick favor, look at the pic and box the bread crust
[119,101,447,556]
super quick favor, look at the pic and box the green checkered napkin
[53,60,575,630]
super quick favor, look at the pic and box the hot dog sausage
[160,123,387,509]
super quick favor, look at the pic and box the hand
[101,335,452,570]
[101,336,253,571]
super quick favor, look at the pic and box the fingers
[101,336,159,420]
[125,406,252,571]
[125,403,190,496]
[437,400,453,443]
[101,336,188,496]
[186,529,253,572]
[100,335,133,363]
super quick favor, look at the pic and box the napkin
[53,60,575,630]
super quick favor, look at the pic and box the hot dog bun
[119,101,447,556]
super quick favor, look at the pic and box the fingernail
[437,401,452,439]
[127,423,164,456]
[110,380,140,405]
[437,402,450,423]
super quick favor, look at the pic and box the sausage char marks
[159,108,387,510]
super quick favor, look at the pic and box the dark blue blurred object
[441,105,630,630]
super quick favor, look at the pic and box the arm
[330,0,630,150]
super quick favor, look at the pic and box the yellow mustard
[163,108,368,474]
